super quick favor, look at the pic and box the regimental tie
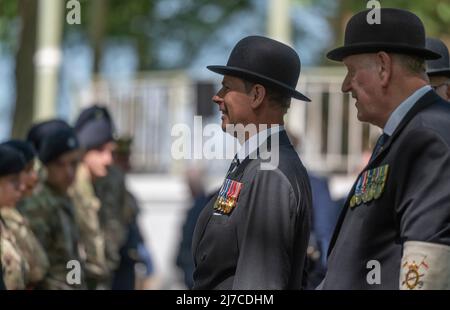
[369,133,389,163]
[226,155,240,177]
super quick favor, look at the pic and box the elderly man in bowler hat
[321,8,450,289]
[426,37,450,101]
[192,35,312,289]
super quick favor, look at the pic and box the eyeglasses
[431,82,450,91]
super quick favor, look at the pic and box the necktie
[370,133,389,163]
[226,155,240,177]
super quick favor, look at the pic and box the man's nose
[341,75,351,93]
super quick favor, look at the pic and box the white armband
[400,241,450,290]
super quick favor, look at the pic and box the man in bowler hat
[192,35,312,289]
[322,8,450,289]
[426,37,450,101]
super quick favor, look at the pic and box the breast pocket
[209,213,233,226]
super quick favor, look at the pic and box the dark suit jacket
[322,90,450,289]
[192,130,312,290]
[0,262,5,290]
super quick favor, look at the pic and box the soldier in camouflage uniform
[94,164,129,274]
[27,118,107,289]
[74,105,121,287]
[109,136,156,290]
[1,140,49,288]
[0,145,29,290]
[20,123,86,290]
[69,162,108,289]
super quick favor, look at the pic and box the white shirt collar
[236,125,284,161]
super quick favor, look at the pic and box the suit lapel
[327,90,440,256]
[369,90,439,165]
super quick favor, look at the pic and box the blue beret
[1,139,36,163]
[75,105,115,150]
[0,145,26,177]
[39,126,80,164]
[26,119,71,152]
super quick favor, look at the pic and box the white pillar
[33,0,64,121]
[267,0,291,44]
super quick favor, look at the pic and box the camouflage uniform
[19,183,85,290]
[94,165,131,274]
[0,214,29,290]
[69,163,108,288]
[0,207,49,288]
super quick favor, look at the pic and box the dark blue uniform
[323,91,450,289]
[192,131,312,289]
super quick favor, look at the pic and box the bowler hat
[426,38,450,77]
[327,8,440,61]
[207,35,310,102]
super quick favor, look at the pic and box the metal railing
[75,68,381,175]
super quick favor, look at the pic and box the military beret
[39,126,80,164]
[1,139,36,163]
[26,119,71,152]
[0,145,26,177]
[74,105,115,150]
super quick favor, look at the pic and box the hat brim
[327,43,442,61]
[427,68,450,78]
[207,65,311,102]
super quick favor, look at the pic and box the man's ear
[376,52,393,88]
[249,84,266,109]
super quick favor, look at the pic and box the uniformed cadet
[192,36,312,289]
[26,119,70,185]
[426,37,450,101]
[74,105,124,287]
[20,123,86,289]
[0,145,29,290]
[321,8,450,289]
[110,136,155,290]
[0,140,49,289]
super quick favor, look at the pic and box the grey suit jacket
[192,130,312,289]
[323,90,450,289]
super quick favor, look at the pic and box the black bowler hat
[75,105,116,150]
[207,35,310,102]
[327,8,441,61]
[426,38,450,77]
[1,139,36,163]
[0,145,26,177]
